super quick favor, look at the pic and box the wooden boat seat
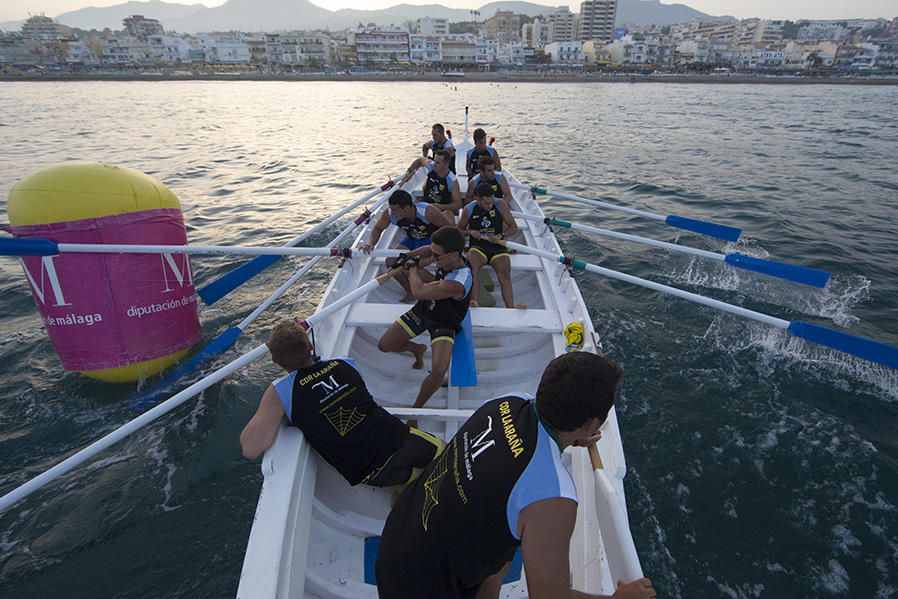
[345,303,562,334]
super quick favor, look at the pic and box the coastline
[2,71,897,85]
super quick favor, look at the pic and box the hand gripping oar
[485,237,898,371]
[588,443,644,585]
[197,179,395,305]
[0,265,406,515]
[510,182,741,242]
[512,211,830,288]
[0,238,406,259]
[130,200,394,410]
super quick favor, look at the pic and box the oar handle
[0,237,59,256]
[587,442,604,470]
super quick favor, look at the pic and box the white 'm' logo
[21,256,72,307]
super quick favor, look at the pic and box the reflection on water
[1,81,897,598]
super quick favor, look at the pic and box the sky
[2,0,895,25]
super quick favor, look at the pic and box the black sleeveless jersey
[274,359,408,485]
[419,265,472,331]
[472,173,505,199]
[423,169,457,206]
[377,395,568,596]
[391,202,439,241]
[429,139,457,174]
[466,199,506,241]
[468,146,493,174]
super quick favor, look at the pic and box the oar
[486,237,898,371]
[588,443,644,584]
[510,182,741,242]
[512,211,830,288]
[0,237,402,259]
[0,265,406,514]
[131,200,394,410]
[198,179,395,305]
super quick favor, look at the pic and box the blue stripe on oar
[665,215,741,242]
[0,237,59,256]
[449,312,477,387]
[724,254,831,288]
[789,320,898,370]
[131,326,243,410]
[198,254,282,305]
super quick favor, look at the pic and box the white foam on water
[705,575,765,598]
[820,559,850,594]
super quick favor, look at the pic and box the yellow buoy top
[8,162,181,226]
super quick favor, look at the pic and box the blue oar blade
[131,326,243,410]
[724,254,831,288]
[665,215,741,242]
[449,312,477,387]
[0,237,59,256]
[788,320,898,370]
[198,254,282,305]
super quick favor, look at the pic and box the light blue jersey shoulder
[272,357,358,421]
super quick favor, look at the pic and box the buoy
[7,162,201,382]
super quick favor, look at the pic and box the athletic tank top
[423,164,458,206]
[272,358,408,485]
[420,264,472,330]
[379,394,577,592]
[470,172,505,199]
[464,199,506,241]
[390,202,439,241]
[428,138,457,174]
[466,146,495,174]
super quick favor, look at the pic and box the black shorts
[363,428,445,487]
[397,303,457,345]
[468,241,509,265]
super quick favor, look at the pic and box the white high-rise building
[548,6,578,43]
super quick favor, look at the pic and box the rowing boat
[238,126,642,597]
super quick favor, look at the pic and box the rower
[465,155,511,204]
[377,227,472,426]
[362,190,452,302]
[465,127,502,180]
[421,123,457,174]
[458,182,525,309]
[399,150,463,219]
[240,321,444,487]
[375,351,656,599]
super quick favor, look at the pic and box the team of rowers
[239,124,656,598]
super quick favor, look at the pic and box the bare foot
[514,302,528,310]
[411,344,426,369]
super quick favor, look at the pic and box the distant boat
[441,71,466,78]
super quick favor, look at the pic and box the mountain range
[1,0,735,34]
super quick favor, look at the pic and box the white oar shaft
[503,240,789,329]
[510,183,665,222]
[237,199,392,330]
[512,212,722,261]
[0,343,269,514]
[53,243,401,258]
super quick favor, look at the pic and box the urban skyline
[3,0,896,26]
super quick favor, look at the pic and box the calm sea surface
[0,81,896,598]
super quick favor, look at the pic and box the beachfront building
[200,33,251,64]
[409,34,442,63]
[20,15,72,44]
[579,0,618,43]
[547,6,579,43]
[522,19,553,49]
[797,22,847,43]
[582,40,611,65]
[123,16,164,41]
[544,40,584,63]
[353,28,410,64]
[441,37,477,66]
[416,17,449,37]
[496,41,526,65]
[605,34,650,66]
[484,11,522,43]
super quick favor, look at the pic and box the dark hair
[478,156,495,170]
[536,352,623,432]
[432,123,445,135]
[473,128,486,142]
[388,189,413,208]
[476,182,494,198]
[431,226,465,254]
[433,149,450,163]
[267,321,313,372]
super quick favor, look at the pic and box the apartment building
[579,1,618,43]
